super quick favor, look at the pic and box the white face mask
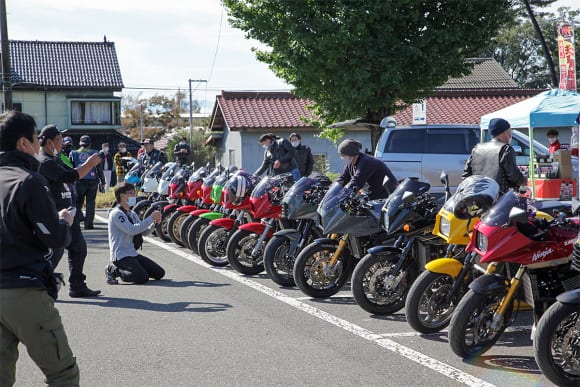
[53,148,59,157]
[119,147,126,153]
[180,141,186,145]
[291,140,300,148]
[127,196,137,207]
[103,147,109,153]
[549,137,558,144]
[262,144,269,150]
[340,155,354,165]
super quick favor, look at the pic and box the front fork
[491,265,524,331]
[250,219,276,257]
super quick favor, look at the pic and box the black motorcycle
[351,178,444,315]
[263,175,330,286]
[293,183,391,298]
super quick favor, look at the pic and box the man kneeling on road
[106,182,165,284]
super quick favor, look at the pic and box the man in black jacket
[289,132,314,178]
[254,133,298,177]
[336,138,398,200]
[0,111,80,386]
[173,136,191,165]
[139,138,167,169]
[38,124,103,298]
[462,118,526,194]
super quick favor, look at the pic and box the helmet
[452,175,500,219]
[226,174,251,206]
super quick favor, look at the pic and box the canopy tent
[480,88,580,200]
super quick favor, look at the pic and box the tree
[223,0,512,127]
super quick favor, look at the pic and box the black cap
[141,138,154,145]
[39,125,66,146]
[79,135,91,146]
[338,138,362,156]
[489,118,511,137]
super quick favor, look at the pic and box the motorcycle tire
[155,207,175,242]
[132,200,153,220]
[351,252,412,315]
[405,270,458,333]
[226,229,266,275]
[293,242,354,298]
[534,300,580,387]
[143,201,168,236]
[167,211,189,247]
[179,214,197,250]
[186,217,210,255]
[198,224,230,266]
[263,235,295,287]
[448,288,513,358]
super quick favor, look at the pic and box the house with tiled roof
[208,58,545,173]
[4,39,140,153]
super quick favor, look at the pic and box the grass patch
[96,191,116,208]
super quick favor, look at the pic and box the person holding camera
[105,182,165,285]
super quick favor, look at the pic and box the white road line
[135,232,496,387]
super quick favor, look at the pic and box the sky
[6,0,579,113]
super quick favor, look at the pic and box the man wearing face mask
[289,132,314,179]
[462,118,526,194]
[336,138,398,200]
[173,136,191,165]
[37,125,103,298]
[106,182,165,285]
[254,133,298,177]
[546,129,561,154]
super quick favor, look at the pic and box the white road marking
[138,232,496,387]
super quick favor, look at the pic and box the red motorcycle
[155,165,193,242]
[226,173,295,275]
[448,191,579,358]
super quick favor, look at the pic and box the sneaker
[69,287,101,298]
[54,273,66,292]
[105,265,118,285]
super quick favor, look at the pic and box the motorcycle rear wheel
[198,225,230,266]
[263,235,295,286]
[534,300,580,387]
[448,289,512,358]
[293,243,353,298]
[351,252,411,315]
[226,229,265,275]
[167,211,189,246]
[405,270,457,333]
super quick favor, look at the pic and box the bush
[96,191,116,208]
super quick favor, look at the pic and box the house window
[1,102,22,112]
[228,149,236,166]
[70,100,121,125]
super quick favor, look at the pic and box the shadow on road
[58,296,232,313]
[142,279,231,288]
[467,355,542,375]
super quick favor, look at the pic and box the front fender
[163,203,179,212]
[273,229,299,240]
[209,217,235,230]
[312,237,339,247]
[199,212,223,221]
[469,273,508,295]
[239,222,267,235]
[367,245,403,256]
[177,205,197,213]
[425,258,464,278]
[556,288,580,304]
[190,209,210,217]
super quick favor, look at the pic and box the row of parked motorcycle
[120,156,579,386]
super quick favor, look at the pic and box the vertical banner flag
[557,21,576,91]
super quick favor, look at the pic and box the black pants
[112,255,165,284]
[75,179,98,227]
[51,217,88,291]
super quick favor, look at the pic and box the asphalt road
[13,210,556,387]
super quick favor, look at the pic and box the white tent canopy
[480,88,580,130]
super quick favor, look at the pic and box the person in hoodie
[254,133,298,177]
[0,111,79,386]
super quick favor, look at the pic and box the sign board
[557,21,576,91]
[412,100,426,125]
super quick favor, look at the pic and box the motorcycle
[226,172,295,275]
[448,190,580,358]
[350,177,444,314]
[533,214,580,386]
[129,160,164,218]
[155,164,194,241]
[166,164,209,246]
[293,182,391,299]
[404,174,499,333]
[197,170,258,266]
[139,161,177,223]
[263,175,330,286]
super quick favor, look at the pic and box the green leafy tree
[224,0,512,128]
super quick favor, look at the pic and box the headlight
[439,218,450,237]
[477,231,487,253]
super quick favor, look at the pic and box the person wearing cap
[173,136,191,165]
[139,138,167,169]
[336,138,398,200]
[0,111,80,386]
[70,135,106,229]
[462,117,526,194]
[546,129,561,154]
[37,124,103,298]
[254,133,298,177]
[114,142,133,184]
[61,136,74,167]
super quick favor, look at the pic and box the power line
[206,0,225,83]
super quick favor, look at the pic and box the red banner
[557,21,577,91]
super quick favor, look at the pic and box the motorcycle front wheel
[179,215,197,250]
[226,229,265,275]
[132,199,152,220]
[448,289,512,358]
[198,225,230,266]
[263,235,295,286]
[167,211,189,246]
[293,243,353,298]
[534,299,580,387]
[405,270,458,333]
[155,207,175,242]
[351,252,412,315]
[186,217,210,254]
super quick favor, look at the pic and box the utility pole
[188,79,207,146]
[139,104,144,142]
[0,0,12,111]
